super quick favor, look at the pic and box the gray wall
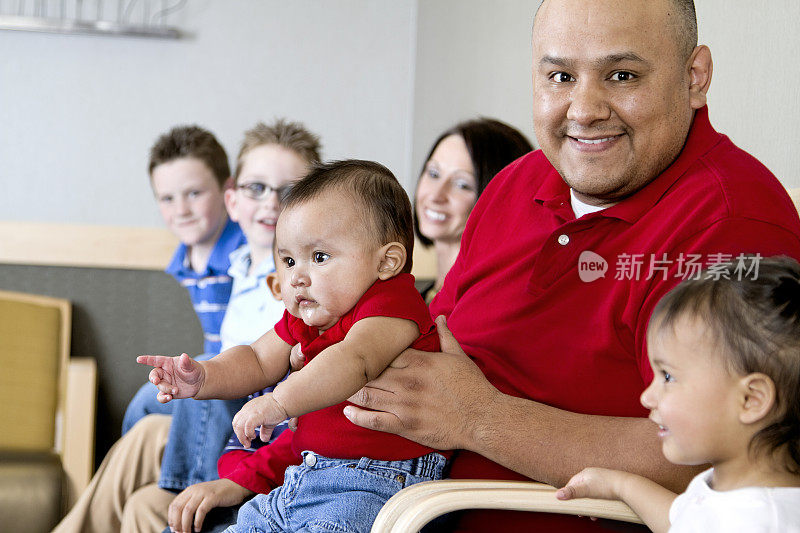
[410,0,800,187]
[411,0,536,178]
[2,1,799,229]
[695,0,800,188]
[1,0,418,225]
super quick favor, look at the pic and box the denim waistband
[300,450,447,479]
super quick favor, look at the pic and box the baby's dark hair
[149,125,230,187]
[650,256,800,473]
[282,160,414,274]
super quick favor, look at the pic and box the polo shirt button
[557,234,570,246]
[304,453,317,467]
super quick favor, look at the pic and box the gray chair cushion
[0,451,65,533]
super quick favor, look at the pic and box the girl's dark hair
[414,117,533,246]
[650,256,800,473]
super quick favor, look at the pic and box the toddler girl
[557,256,800,532]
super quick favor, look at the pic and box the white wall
[411,0,536,178]
[2,1,799,229]
[0,0,418,226]
[696,0,800,188]
[411,0,800,189]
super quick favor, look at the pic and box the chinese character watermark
[578,252,762,283]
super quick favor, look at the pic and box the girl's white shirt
[669,468,800,532]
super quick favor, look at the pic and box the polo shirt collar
[227,244,276,280]
[602,106,722,224]
[207,219,244,273]
[532,106,723,224]
[165,243,189,277]
[533,164,570,211]
[165,218,242,277]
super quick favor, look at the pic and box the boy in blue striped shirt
[123,125,245,433]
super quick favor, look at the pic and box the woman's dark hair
[650,256,800,473]
[413,117,533,246]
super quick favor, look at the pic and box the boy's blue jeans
[122,353,247,491]
[225,450,448,533]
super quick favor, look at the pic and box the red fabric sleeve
[217,450,251,479]
[218,429,300,494]
[352,274,435,336]
[272,309,296,346]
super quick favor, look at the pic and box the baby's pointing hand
[136,352,204,402]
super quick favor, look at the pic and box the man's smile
[566,134,624,152]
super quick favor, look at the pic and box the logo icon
[578,251,608,283]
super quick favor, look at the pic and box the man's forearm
[468,392,700,491]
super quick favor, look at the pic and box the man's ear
[687,45,713,110]
[377,242,407,280]
[738,372,776,425]
[223,176,236,191]
[224,188,239,221]
[265,272,282,301]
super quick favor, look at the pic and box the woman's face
[416,134,478,244]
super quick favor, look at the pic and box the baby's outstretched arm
[137,329,293,402]
[231,316,419,443]
[557,467,676,533]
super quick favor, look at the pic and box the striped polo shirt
[165,219,246,354]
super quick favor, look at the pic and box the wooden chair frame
[0,289,97,508]
[371,479,642,532]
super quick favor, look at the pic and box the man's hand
[232,393,289,448]
[556,467,626,501]
[344,315,501,451]
[136,353,204,403]
[168,478,253,533]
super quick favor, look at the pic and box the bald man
[346,1,800,531]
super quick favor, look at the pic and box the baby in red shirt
[139,159,446,532]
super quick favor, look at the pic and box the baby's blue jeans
[121,353,247,491]
[224,450,447,533]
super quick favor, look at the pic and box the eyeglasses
[236,182,293,201]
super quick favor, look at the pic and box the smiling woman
[413,118,533,302]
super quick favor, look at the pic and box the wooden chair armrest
[371,480,642,533]
[62,357,97,508]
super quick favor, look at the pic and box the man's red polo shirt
[431,107,800,531]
